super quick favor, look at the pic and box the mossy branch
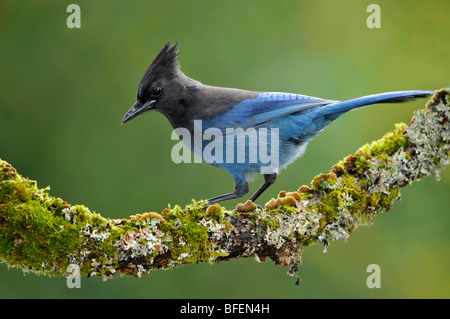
[1,89,449,282]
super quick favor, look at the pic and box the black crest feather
[139,41,180,87]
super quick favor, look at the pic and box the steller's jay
[121,42,433,205]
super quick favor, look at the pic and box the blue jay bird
[121,42,433,205]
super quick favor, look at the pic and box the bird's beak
[121,100,155,125]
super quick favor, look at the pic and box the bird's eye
[152,87,163,97]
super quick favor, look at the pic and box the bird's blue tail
[318,90,434,120]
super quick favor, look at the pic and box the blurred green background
[0,0,449,298]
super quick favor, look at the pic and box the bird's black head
[121,41,194,124]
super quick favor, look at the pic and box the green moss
[258,215,281,230]
[304,118,418,240]
[279,204,298,216]
[299,192,313,200]
[0,159,126,278]
[360,122,408,156]
[307,152,402,239]
[157,202,229,265]
[0,164,235,277]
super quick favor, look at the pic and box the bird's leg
[207,180,249,205]
[248,173,277,203]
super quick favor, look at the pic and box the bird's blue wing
[203,92,336,133]
[250,93,336,126]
